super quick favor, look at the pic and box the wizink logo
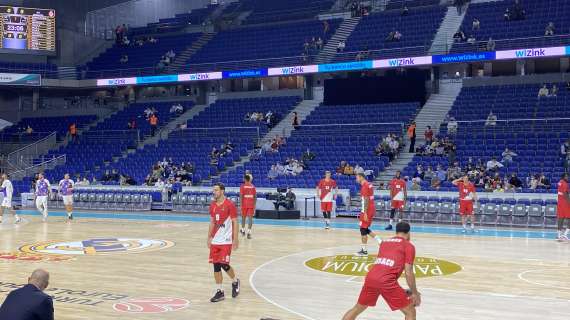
[281,66,305,75]
[188,73,210,80]
[388,58,415,67]
[515,48,546,58]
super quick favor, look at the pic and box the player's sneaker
[325,223,330,230]
[210,290,225,302]
[356,249,368,256]
[14,216,21,224]
[240,229,245,236]
[557,235,569,242]
[68,214,73,221]
[232,279,240,298]
[247,233,252,240]
[384,224,393,230]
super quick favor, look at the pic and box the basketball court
[0,210,568,320]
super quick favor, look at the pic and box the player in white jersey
[35,173,51,222]
[0,174,20,224]
[59,173,75,221]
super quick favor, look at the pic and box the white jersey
[1,179,13,199]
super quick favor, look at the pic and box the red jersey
[389,178,406,201]
[209,198,237,245]
[240,182,257,209]
[557,179,570,218]
[457,182,475,202]
[364,236,415,288]
[317,178,337,202]
[360,180,375,213]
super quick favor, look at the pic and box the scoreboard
[0,6,55,53]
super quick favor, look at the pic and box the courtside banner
[318,60,373,73]
[222,69,268,78]
[567,46,570,55]
[178,72,222,82]
[432,52,495,64]
[96,77,137,86]
[495,46,566,60]
[0,73,41,86]
[373,56,432,68]
[137,74,179,84]
[268,65,318,76]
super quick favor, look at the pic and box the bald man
[0,269,54,320]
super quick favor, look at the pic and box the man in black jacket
[0,269,54,320]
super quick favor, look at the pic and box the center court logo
[305,255,461,278]
[19,238,174,255]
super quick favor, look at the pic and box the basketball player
[342,222,420,320]
[452,175,478,233]
[207,183,240,302]
[35,173,51,222]
[356,173,382,256]
[58,173,74,221]
[239,174,256,239]
[556,173,570,241]
[0,174,20,224]
[386,170,407,230]
[317,171,338,229]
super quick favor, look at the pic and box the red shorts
[321,201,333,212]
[241,207,255,217]
[359,210,375,229]
[209,244,232,264]
[357,283,411,311]
[391,200,404,210]
[459,201,474,215]
[557,204,570,218]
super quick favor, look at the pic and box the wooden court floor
[0,212,568,320]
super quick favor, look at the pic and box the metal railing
[6,132,58,169]
[295,121,406,136]
[450,34,570,54]
[9,155,66,180]
[443,117,570,134]
[81,129,141,144]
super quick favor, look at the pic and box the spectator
[485,111,497,126]
[69,123,77,142]
[453,30,466,43]
[120,54,128,64]
[302,148,316,163]
[337,40,345,53]
[467,34,476,44]
[545,22,555,36]
[316,37,324,50]
[550,85,558,97]
[407,122,416,153]
[486,157,504,171]
[538,174,550,189]
[424,166,435,182]
[486,37,496,51]
[455,0,465,14]
[447,161,462,181]
[122,36,130,46]
[394,30,402,41]
[501,147,518,165]
[149,114,158,137]
[561,139,570,158]
[509,173,523,190]
[148,36,158,44]
[166,49,176,60]
[354,164,364,175]
[424,126,434,144]
[411,178,422,191]
[538,84,549,97]
[292,111,300,130]
[436,165,447,182]
[343,163,355,175]
[0,269,53,320]
[26,125,33,135]
[504,8,511,21]
[128,118,137,130]
[323,20,330,36]
[401,5,409,16]
[447,116,458,134]
[528,174,538,189]
[267,165,279,180]
[336,161,347,175]
[170,103,184,114]
[472,18,480,30]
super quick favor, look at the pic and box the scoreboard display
[0,6,55,53]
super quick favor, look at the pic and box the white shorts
[1,197,11,208]
[62,195,73,206]
[36,196,48,209]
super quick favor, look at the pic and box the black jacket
[0,284,54,320]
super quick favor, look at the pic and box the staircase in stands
[314,17,361,64]
[373,80,463,186]
[164,32,217,73]
[57,66,78,80]
[429,4,469,55]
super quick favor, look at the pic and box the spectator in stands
[561,139,570,158]
[455,0,465,15]
[424,166,435,182]
[424,126,434,144]
[407,122,416,153]
[447,116,458,134]
[337,40,346,53]
[486,157,504,172]
[292,111,300,130]
[323,20,330,36]
[267,165,279,180]
[166,49,176,60]
[411,178,422,191]
[545,22,556,36]
[486,37,496,51]
[170,103,184,114]
[453,30,466,43]
[528,174,538,189]
[435,164,447,182]
[25,125,33,135]
[501,147,518,165]
[69,123,77,142]
[149,36,158,44]
[128,118,137,130]
[401,5,409,16]
[485,111,497,126]
[120,54,128,64]
[504,8,511,21]
[122,36,130,46]
[538,84,549,97]
[336,161,347,175]
[316,37,324,50]
[302,148,316,163]
[344,163,355,176]
[550,85,558,97]
[538,173,550,189]
[467,34,476,45]
[149,113,158,136]
[350,1,358,17]
[472,18,480,30]
[509,173,523,190]
[512,0,526,20]
[447,161,462,181]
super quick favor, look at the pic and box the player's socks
[374,235,382,244]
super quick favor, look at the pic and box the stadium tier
[128,4,219,36]
[1,115,97,140]
[0,61,58,78]
[238,0,336,25]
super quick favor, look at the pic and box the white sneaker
[557,235,569,242]
[14,217,21,224]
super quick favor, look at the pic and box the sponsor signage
[496,46,566,60]
[222,68,267,78]
[268,64,318,76]
[318,60,373,73]
[433,51,496,64]
[178,71,222,82]
[137,74,179,84]
[373,56,433,68]
[96,77,137,86]
[0,73,40,86]
[566,46,570,55]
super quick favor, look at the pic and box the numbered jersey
[457,182,475,202]
[318,178,337,202]
[364,236,415,288]
[36,179,51,196]
[59,179,74,196]
[1,179,13,198]
[240,183,256,209]
[209,199,237,245]
[389,178,406,201]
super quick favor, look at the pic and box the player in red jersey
[356,173,382,256]
[239,174,257,239]
[207,183,240,303]
[317,171,338,229]
[452,175,478,233]
[386,170,407,230]
[556,173,570,241]
[343,222,421,320]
